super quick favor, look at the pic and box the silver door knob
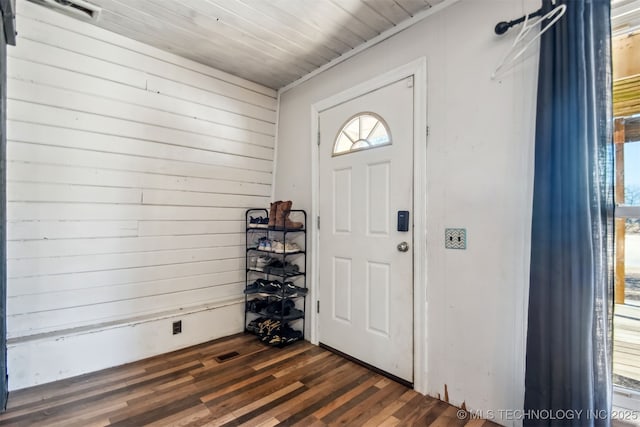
[397,242,409,252]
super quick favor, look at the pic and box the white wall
[274,1,539,425]
[6,0,276,389]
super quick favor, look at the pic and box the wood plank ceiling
[612,0,640,36]
[27,0,444,89]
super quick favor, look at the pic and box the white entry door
[318,77,414,383]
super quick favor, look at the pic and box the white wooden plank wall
[5,1,276,339]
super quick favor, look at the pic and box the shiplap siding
[6,1,275,340]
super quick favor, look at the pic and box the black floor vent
[214,351,240,363]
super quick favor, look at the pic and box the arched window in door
[333,113,391,156]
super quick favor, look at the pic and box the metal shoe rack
[244,208,307,346]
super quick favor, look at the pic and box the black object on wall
[0,0,14,412]
[494,0,554,35]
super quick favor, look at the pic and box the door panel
[367,162,390,235]
[333,168,352,233]
[367,261,390,336]
[333,257,352,323]
[318,77,414,382]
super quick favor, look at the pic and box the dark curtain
[524,0,613,426]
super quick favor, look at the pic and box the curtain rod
[494,0,554,35]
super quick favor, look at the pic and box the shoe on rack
[257,238,273,252]
[273,201,303,230]
[265,299,295,316]
[283,282,308,297]
[268,324,302,346]
[261,280,283,295]
[249,216,269,228]
[281,325,303,344]
[271,240,284,253]
[250,236,265,250]
[263,260,300,275]
[259,319,282,342]
[270,240,282,254]
[262,259,283,274]
[255,256,272,271]
[258,319,280,339]
[286,242,301,253]
[273,242,301,254]
[268,201,281,229]
[272,240,301,254]
[246,298,269,313]
[244,280,260,294]
[247,317,266,334]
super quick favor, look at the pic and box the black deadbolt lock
[397,211,409,232]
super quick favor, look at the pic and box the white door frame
[309,57,428,394]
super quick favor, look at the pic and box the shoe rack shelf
[244,207,307,347]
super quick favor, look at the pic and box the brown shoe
[274,200,303,230]
[268,201,281,229]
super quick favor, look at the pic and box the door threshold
[319,342,413,389]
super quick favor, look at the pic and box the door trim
[309,57,428,394]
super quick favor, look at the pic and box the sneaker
[265,299,295,316]
[285,242,301,253]
[249,216,269,228]
[272,241,301,254]
[249,237,262,250]
[247,317,266,334]
[270,240,283,253]
[258,238,273,252]
[263,260,300,276]
[262,259,283,274]
[244,279,263,294]
[268,324,302,346]
[246,298,269,313]
[261,280,283,294]
[258,319,281,342]
[283,282,308,297]
[281,325,303,344]
[255,256,272,271]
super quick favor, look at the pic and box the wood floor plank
[320,385,380,424]
[250,343,313,370]
[268,364,373,425]
[407,398,449,425]
[221,381,307,426]
[272,350,332,378]
[378,415,402,426]
[4,365,147,412]
[145,404,212,427]
[390,392,424,419]
[464,419,493,427]
[46,401,128,427]
[289,415,327,426]
[361,389,416,427]
[343,381,408,425]
[0,333,499,427]
[313,374,381,420]
[109,382,200,423]
[428,405,467,427]
[255,417,282,427]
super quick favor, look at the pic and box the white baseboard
[7,299,244,390]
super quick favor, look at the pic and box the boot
[268,201,281,229]
[274,200,303,230]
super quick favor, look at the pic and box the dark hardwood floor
[0,333,499,426]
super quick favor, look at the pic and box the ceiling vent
[34,0,101,21]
